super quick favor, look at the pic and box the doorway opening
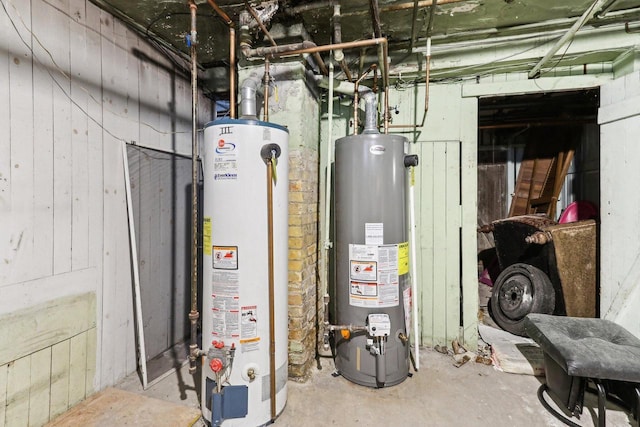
[476,89,600,333]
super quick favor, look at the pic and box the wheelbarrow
[479,215,597,336]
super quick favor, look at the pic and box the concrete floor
[117,347,633,427]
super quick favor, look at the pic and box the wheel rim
[497,274,534,321]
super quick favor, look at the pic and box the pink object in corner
[558,200,599,223]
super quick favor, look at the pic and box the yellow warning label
[203,217,212,256]
[398,242,409,275]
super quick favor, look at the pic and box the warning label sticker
[203,218,212,256]
[213,246,238,270]
[240,305,260,353]
[348,244,401,308]
[398,242,409,275]
[350,260,377,282]
[211,270,240,339]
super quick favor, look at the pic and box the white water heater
[201,117,289,426]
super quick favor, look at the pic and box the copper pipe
[188,0,200,375]
[353,64,377,135]
[313,52,329,76]
[339,60,353,82]
[259,37,387,58]
[244,38,391,133]
[230,27,237,118]
[382,41,389,133]
[264,58,270,122]
[266,158,276,422]
[244,0,278,47]
[207,0,232,25]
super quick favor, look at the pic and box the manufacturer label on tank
[365,223,384,245]
[369,145,386,155]
[213,137,238,180]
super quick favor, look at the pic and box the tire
[490,263,555,336]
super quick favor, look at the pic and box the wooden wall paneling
[85,327,97,396]
[174,68,191,154]
[70,0,90,271]
[0,363,7,427]
[0,292,95,366]
[28,347,52,426]
[51,0,73,276]
[84,1,104,389]
[31,0,56,280]
[431,142,448,345]
[137,44,161,152]
[0,0,10,216]
[6,0,35,285]
[460,101,479,348]
[121,23,139,376]
[445,141,462,343]
[158,66,177,153]
[410,142,423,346]
[419,142,435,346]
[99,8,118,387]
[68,332,88,407]
[49,340,70,420]
[5,357,30,426]
[86,1,104,271]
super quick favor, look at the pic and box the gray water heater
[333,131,416,388]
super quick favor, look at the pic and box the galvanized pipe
[264,59,270,122]
[188,0,200,376]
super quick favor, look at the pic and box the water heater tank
[201,117,289,425]
[333,132,412,388]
